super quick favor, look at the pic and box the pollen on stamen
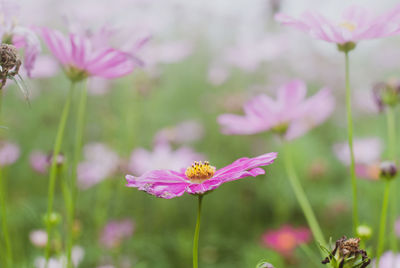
[185,161,216,183]
[339,21,357,32]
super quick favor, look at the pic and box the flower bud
[43,212,61,227]
[356,225,373,240]
[379,161,397,181]
[373,81,400,111]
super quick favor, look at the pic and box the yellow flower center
[339,21,356,32]
[185,161,216,183]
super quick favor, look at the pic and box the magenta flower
[126,152,277,199]
[100,219,134,249]
[218,80,334,140]
[275,5,400,45]
[262,225,311,256]
[39,28,136,81]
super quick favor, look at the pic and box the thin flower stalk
[283,142,327,251]
[376,181,391,265]
[193,195,203,268]
[66,80,88,268]
[344,51,359,233]
[45,82,76,264]
[0,87,12,268]
[386,107,398,252]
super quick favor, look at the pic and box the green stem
[193,195,203,268]
[0,90,12,268]
[376,181,391,266]
[45,82,75,264]
[386,106,398,253]
[283,142,327,252]
[66,80,88,268]
[344,51,359,233]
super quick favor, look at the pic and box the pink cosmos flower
[39,27,136,81]
[128,142,204,176]
[0,141,20,166]
[275,5,400,45]
[126,152,277,199]
[262,225,311,256]
[218,80,334,140]
[100,219,134,249]
[372,251,400,268]
[77,143,120,190]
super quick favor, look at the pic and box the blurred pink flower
[262,225,311,256]
[218,80,334,140]
[333,138,382,166]
[28,55,60,78]
[77,143,120,190]
[126,152,277,199]
[0,1,41,77]
[39,27,137,81]
[207,65,229,86]
[129,39,192,76]
[35,246,84,268]
[372,251,400,268]
[29,151,49,174]
[275,5,400,44]
[100,219,134,249]
[154,121,204,145]
[222,36,287,72]
[129,142,204,176]
[29,229,48,248]
[29,151,64,174]
[0,142,20,166]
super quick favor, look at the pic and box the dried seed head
[0,44,19,72]
[0,43,21,89]
[339,237,360,256]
